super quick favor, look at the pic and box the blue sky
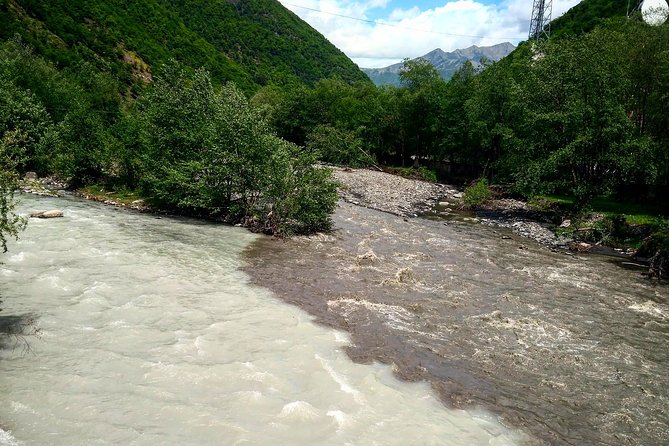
[279,0,582,67]
[362,0,503,19]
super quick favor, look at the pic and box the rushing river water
[245,202,669,445]
[0,194,526,445]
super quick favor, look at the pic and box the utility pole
[528,0,553,41]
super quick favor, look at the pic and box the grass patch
[535,194,667,227]
[79,185,143,206]
[531,194,669,253]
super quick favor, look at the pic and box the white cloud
[279,0,582,67]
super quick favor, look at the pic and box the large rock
[30,210,64,218]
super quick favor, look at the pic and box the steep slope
[549,0,631,38]
[362,43,515,86]
[0,0,368,93]
[163,0,367,86]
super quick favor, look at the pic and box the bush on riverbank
[526,193,669,277]
[0,114,28,252]
[461,178,492,209]
[137,61,337,235]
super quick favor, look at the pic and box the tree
[137,60,337,234]
[508,27,658,204]
[306,124,370,167]
[0,132,26,253]
[398,58,448,166]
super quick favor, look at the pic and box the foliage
[79,185,142,206]
[0,33,341,236]
[1,2,669,240]
[137,60,337,234]
[549,0,630,39]
[383,166,438,183]
[637,231,669,279]
[461,178,492,209]
[0,135,26,253]
[306,125,373,167]
[531,194,668,227]
[270,18,668,215]
[0,0,368,94]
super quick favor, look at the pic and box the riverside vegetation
[0,1,667,274]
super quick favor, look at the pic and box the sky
[278,0,583,67]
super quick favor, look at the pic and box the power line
[283,2,526,41]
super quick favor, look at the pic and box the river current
[245,202,669,445]
[0,195,525,445]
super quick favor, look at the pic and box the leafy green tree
[438,61,476,163]
[509,27,658,204]
[0,132,26,253]
[464,59,519,175]
[51,105,117,188]
[138,60,337,233]
[399,58,440,91]
[0,40,56,174]
[398,58,448,166]
[306,124,372,167]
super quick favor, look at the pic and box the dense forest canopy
[0,0,367,94]
[549,0,631,38]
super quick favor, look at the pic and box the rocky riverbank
[333,167,568,249]
[333,167,458,217]
[21,168,559,247]
[18,168,663,277]
[19,172,66,197]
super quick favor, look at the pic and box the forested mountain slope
[0,0,367,93]
[550,0,631,38]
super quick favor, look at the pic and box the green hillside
[550,0,631,38]
[0,0,367,93]
[0,0,359,236]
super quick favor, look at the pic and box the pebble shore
[333,167,564,248]
[333,167,460,217]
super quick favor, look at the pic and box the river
[245,201,669,445]
[0,194,526,445]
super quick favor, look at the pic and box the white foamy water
[0,195,527,445]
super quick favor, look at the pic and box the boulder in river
[30,210,64,219]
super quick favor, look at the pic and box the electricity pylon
[627,0,643,16]
[528,0,553,41]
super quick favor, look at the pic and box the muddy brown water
[244,201,669,445]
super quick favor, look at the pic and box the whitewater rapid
[0,194,525,445]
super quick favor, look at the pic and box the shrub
[461,178,492,209]
[637,232,669,279]
[0,136,27,253]
[137,60,338,234]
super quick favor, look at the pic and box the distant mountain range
[361,42,516,86]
